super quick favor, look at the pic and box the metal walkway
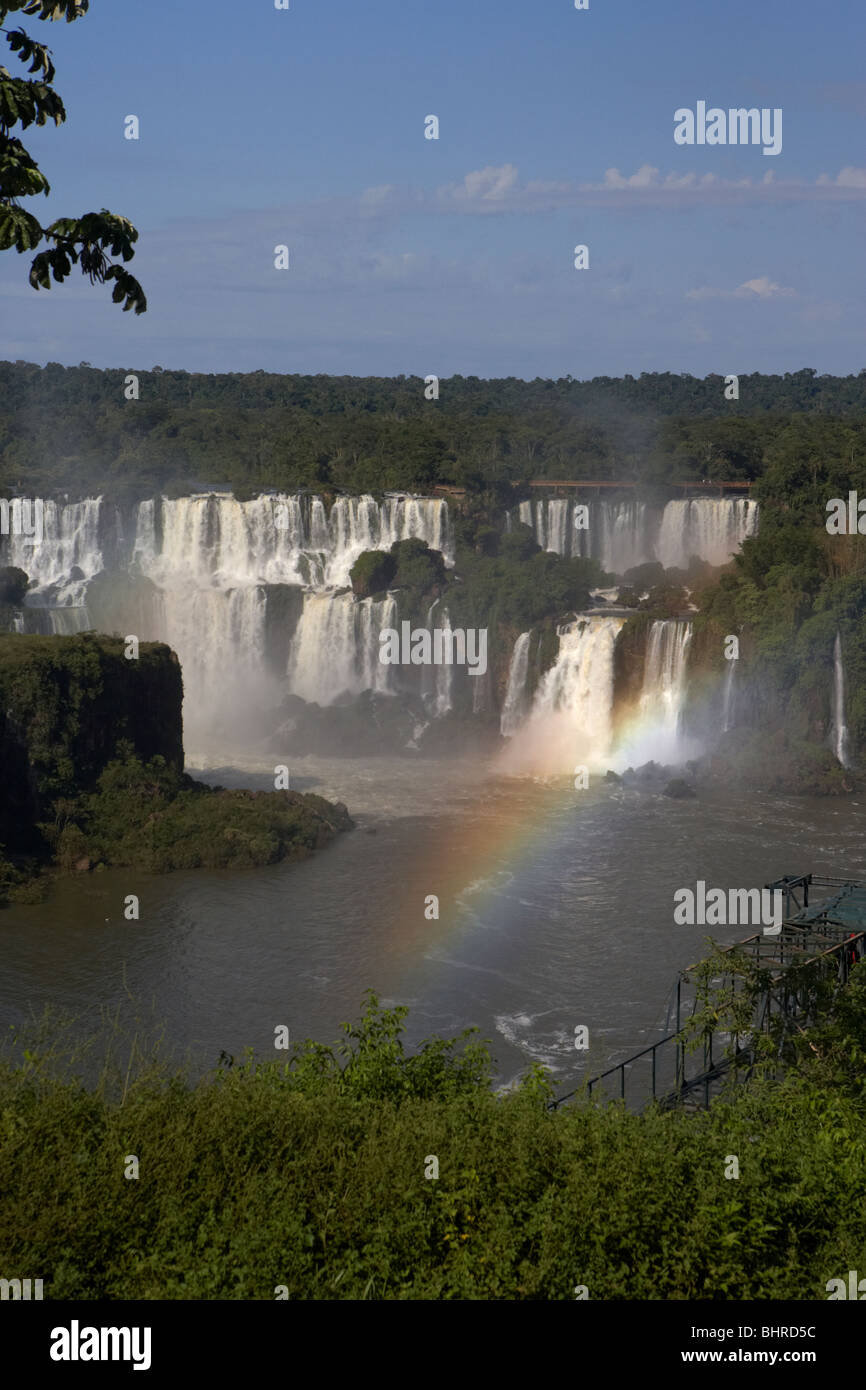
[550,874,866,1113]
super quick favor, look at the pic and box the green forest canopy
[4,361,866,499]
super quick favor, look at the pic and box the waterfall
[721,660,736,733]
[832,632,851,768]
[2,497,106,606]
[1,492,452,750]
[500,616,625,774]
[130,493,453,591]
[287,591,397,704]
[420,602,454,718]
[639,621,692,735]
[512,495,758,574]
[545,500,570,555]
[656,498,758,571]
[596,500,651,574]
[500,632,532,736]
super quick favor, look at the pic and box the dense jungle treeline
[5,361,866,498]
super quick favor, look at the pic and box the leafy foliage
[5,363,866,497]
[0,977,864,1299]
[349,548,396,599]
[0,2,146,311]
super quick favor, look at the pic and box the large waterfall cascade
[1,493,453,745]
[500,615,696,775]
[515,496,759,574]
[499,616,626,774]
[4,492,744,760]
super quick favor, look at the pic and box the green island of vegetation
[0,632,352,906]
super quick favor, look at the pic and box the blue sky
[2,0,865,377]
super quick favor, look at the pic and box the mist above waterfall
[497,617,626,776]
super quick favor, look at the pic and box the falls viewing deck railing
[549,874,866,1114]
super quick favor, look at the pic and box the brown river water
[1,752,863,1089]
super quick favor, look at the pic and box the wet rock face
[272,688,429,757]
[612,615,650,730]
[663,778,697,799]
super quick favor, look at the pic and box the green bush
[1,975,863,1300]
[389,537,446,594]
[349,548,397,598]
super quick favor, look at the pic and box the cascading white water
[655,498,758,570]
[500,632,532,737]
[611,619,695,769]
[431,608,454,718]
[2,498,106,605]
[832,632,851,768]
[513,495,758,574]
[597,500,651,574]
[287,591,397,704]
[130,493,453,592]
[545,500,569,555]
[639,621,692,736]
[2,492,453,745]
[515,497,649,570]
[0,492,456,750]
[499,616,625,774]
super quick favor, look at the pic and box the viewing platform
[551,873,866,1114]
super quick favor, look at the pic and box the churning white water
[2,498,106,605]
[2,492,744,762]
[132,493,453,591]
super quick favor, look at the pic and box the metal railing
[549,873,866,1113]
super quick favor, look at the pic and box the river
[1,750,863,1090]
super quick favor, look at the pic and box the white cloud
[425,164,866,214]
[443,163,520,203]
[831,166,866,188]
[687,276,797,301]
